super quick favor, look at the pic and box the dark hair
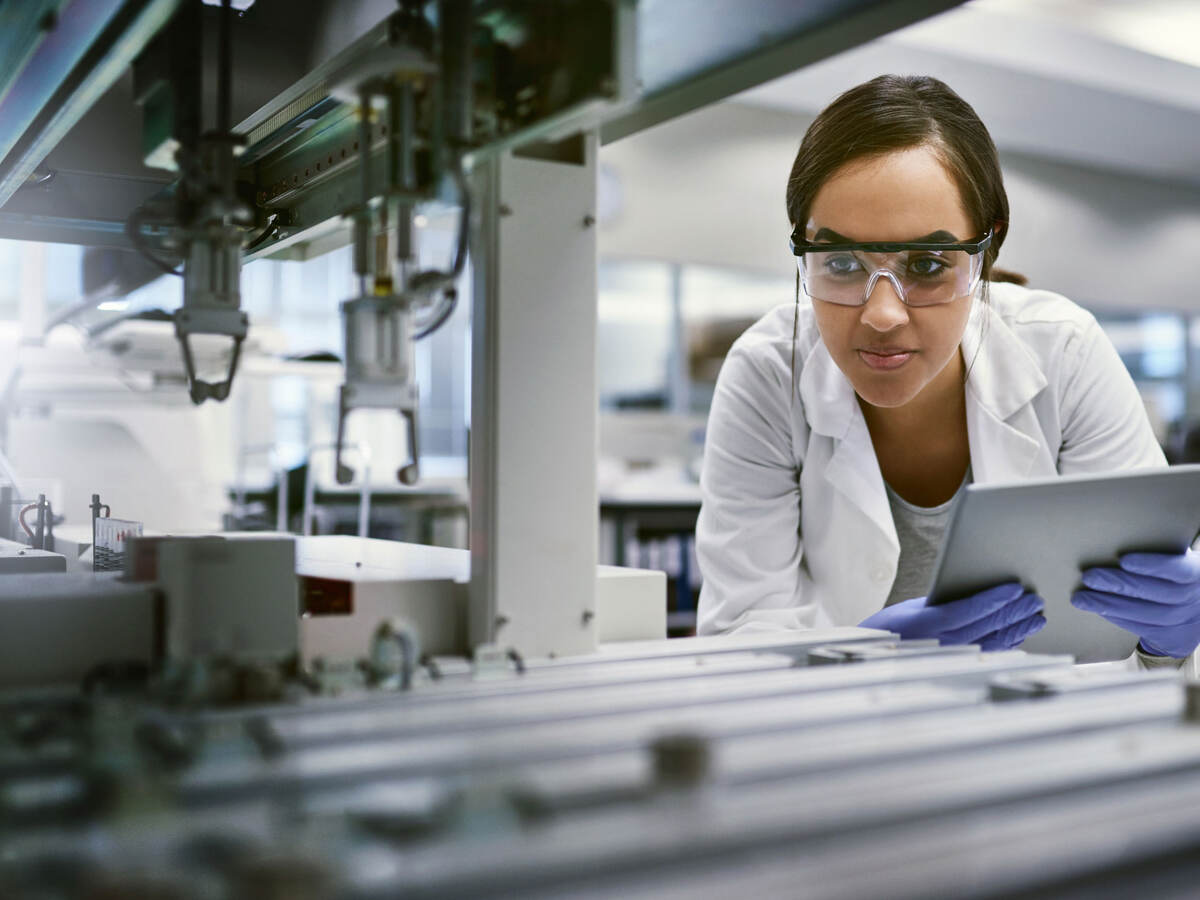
[785,76,1021,395]
[787,74,1013,286]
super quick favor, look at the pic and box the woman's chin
[853,379,923,410]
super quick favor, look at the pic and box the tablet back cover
[927,465,1200,663]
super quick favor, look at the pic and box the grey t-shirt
[884,467,972,607]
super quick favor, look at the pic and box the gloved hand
[1072,549,1200,659]
[859,582,1046,650]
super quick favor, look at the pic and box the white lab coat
[696,282,1197,675]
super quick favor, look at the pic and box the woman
[695,75,1200,668]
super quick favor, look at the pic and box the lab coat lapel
[961,298,1052,482]
[800,341,899,558]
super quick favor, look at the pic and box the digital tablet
[926,464,1200,663]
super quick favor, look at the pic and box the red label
[301,575,353,616]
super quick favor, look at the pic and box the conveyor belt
[1,632,1195,900]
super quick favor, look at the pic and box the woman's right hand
[858,582,1046,650]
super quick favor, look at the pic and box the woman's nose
[859,272,909,332]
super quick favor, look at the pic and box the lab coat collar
[797,336,856,441]
[961,295,1051,483]
[960,295,1048,424]
[797,295,1050,451]
[798,337,898,560]
[795,293,1053,568]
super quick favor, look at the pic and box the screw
[499,204,513,217]
[581,609,595,625]
[495,615,509,629]
[1186,682,1200,723]
[582,214,596,228]
[651,732,711,789]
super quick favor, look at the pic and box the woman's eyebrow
[810,227,961,243]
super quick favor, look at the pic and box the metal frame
[600,0,968,144]
[0,0,181,209]
[468,137,601,657]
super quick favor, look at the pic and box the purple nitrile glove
[1073,548,1200,659]
[859,582,1046,650]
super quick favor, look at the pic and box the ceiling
[735,0,1200,187]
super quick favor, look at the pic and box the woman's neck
[859,348,970,506]
[859,347,967,441]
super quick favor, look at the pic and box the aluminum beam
[468,138,600,657]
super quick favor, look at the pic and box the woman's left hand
[1072,549,1200,659]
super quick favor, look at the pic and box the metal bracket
[334,382,420,486]
[173,306,248,404]
[336,292,421,484]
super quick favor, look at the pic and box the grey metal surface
[0,0,181,210]
[0,0,127,166]
[552,626,892,665]
[238,650,1069,749]
[600,0,967,143]
[0,1,970,252]
[178,681,984,804]
[0,1,70,110]
[0,545,66,574]
[1,631,1197,900]
[0,574,157,688]
[510,677,1183,817]
[349,720,1200,898]
[546,767,1200,900]
[466,142,601,657]
[928,464,1200,662]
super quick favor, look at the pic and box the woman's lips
[858,348,915,371]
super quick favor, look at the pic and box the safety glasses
[789,229,992,307]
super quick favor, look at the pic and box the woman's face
[806,146,976,410]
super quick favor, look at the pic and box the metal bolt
[651,732,710,789]
[1185,682,1200,723]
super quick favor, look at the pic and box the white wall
[598,100,1200,314]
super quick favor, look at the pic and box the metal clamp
[173,306,248,404]
[336,293,420,485]
[303,442,373,538]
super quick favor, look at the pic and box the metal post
[18,241,45,342]
[468,135,600,658]
[667,262,689,414]
[275,466,289,533]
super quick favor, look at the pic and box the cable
[409,164,470,295]
[217,0,233,137]
[244,213,281,252]
[124,205,182,278]
[17,503,36,538]
[413,287,457,340]
[411,163,471,340]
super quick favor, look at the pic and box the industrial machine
[0,0,970,656]
[10,2,1200,899]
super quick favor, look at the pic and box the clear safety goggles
[789,229,992,307]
